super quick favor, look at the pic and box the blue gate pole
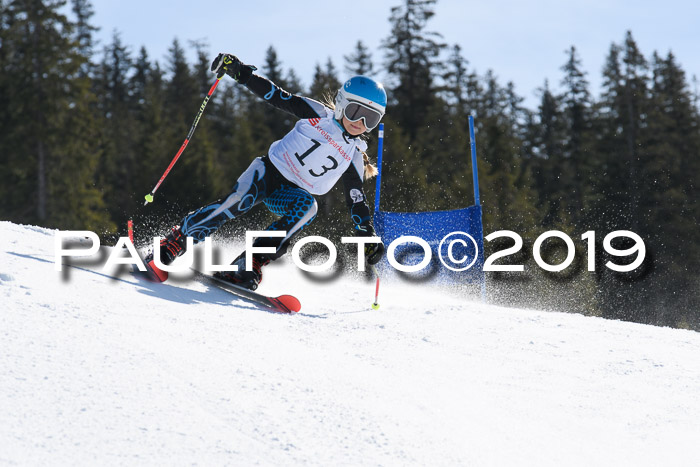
[468,115,486,302]
[468,116,480,207]
[374,123,385,213]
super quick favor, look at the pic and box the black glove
[355,224,384,265]
[210,53,257,83]
[364,241,385,265]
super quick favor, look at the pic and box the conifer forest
[2,0,699,329]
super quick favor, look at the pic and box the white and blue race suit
[179,72,376,260]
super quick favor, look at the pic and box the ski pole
[371,264,381,310]
[144,77,222,206]
[127,219,134,244]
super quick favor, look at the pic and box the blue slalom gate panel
[374,205,485,284]
[372,117,486,291]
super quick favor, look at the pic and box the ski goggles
[343,101,383,130]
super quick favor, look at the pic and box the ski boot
[143,226,187,281]
[214,251,270,291]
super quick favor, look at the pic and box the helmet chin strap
[334,118,361,142]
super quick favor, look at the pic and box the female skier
[146,53,386,290]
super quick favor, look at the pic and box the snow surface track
[1,221,700,466]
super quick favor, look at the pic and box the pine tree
[309,57,341,102]
[0,1,15,209]
[344,40,374,76]
[525,46,598,233]
[442,52,485,207]
[642,51,700,326]
[132,59,177,228]
[528,79,567,225]
[262,45,284,84]
[190,40,213,95]
[285,67,304,95]
[211,84,256,190]
[0,0,112,231]
[476,71,540,235]
[442,44,471,108]
[597,34,651,231]
[131,46,149,106]
[382,0,445,140]
[595,32,659,323]
[94,31,136,226]
[157,38,203,209]
[185,41,223,202]
[559,46,595,223]
[129,47,168,224]
[620,32,650,230]
[71,0,97,77]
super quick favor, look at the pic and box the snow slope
[2,221,700,466]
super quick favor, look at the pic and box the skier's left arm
[341,153,385,265]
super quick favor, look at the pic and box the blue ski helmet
[334,76,387,131]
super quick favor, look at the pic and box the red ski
[190,269,301,314]
[132,251,300,314]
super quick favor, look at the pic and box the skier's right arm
[211,53,324,119]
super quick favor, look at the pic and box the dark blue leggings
[180,156,318,260]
